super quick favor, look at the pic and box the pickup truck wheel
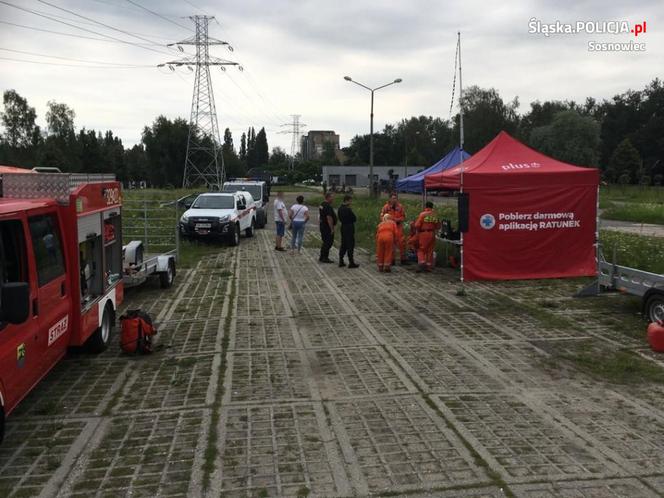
[88,304,113,353]
[258,211,266,228]
[160,260,176,288]
[646,293,664,323]
[245,219,255,238]
[229,223,240,246]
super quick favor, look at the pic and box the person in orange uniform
[380,193,407,264]
[414,201,441,273]
[406,221,419,255]
[375,214,398,273]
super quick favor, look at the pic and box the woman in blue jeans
[288,195,310,253]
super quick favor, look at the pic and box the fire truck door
[27,213,70,375]
[0,216,37,411]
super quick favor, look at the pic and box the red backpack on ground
[120,310,157,354]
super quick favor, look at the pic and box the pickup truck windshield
[192,196,235,209]
[223,184,261,201]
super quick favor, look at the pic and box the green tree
[222,128,234,155]
[1,90,37,148]
[529,110,600,167]
[124,143,147,181]
[142,116,190,187]
[608,138,642,183]
[454,86,519,154]
[239,132,247,162]
[255,127,269,167]
[46,100,75,138]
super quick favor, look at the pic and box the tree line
[342,79,664,185]
[2,78,663,186]
[0,90,277,187]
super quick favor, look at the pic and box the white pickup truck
[179,192,257,245]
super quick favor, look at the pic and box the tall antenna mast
[458,31,466,287]
[160,15,239,189]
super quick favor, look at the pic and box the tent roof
[395,147,470,193]
[424,131,599,190]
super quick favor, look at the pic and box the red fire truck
[0,169,124,442]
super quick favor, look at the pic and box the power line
[0,56,150,69]
[0,0,173,56]
[36,0,179,50]
[0,19,136,44]
[125,0,193,32]
[0,47,153,66]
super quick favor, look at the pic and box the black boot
[339,259,346,267]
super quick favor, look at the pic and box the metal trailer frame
[121,197,179,289]
[577,247,664,322]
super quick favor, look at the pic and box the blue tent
[395,147,471,193]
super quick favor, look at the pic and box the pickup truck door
[0,215,38,413]
[27,211,70,377]
[236,197,248,230]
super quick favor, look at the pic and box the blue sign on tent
[395,147,471,193]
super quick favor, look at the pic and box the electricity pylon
[160,16,238,189]
[278,114,306,171]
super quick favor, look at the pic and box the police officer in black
[319,192,337,263]
[338,195,359,268]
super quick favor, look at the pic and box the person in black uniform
[319,192,337,263]
[337,195,359,268]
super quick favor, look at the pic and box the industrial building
[321,165,423,187]
[300,130,342,161]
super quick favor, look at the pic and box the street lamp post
[344,76,402,197]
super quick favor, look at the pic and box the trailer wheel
[88,304,113,354]
[645,293,664,323]
[160,260,176,288]
[229,224,240,247]
[245,219,255,238]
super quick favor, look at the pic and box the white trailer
[578,248,664,322]
[122,197,178,289]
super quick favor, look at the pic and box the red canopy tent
[425,131,600,281]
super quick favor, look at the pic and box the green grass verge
[599,230,664,274]
[600,185,664,204]
[602,202,664,225]
[557,346,664,385]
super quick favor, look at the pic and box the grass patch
[600,185,664,204]
[178,240,224,268]
[602,202,664,225]
[556,346,664,385]
[201,255,237,490]
[599,230,664,274]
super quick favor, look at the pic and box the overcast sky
[0,0,662,153]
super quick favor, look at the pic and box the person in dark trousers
[338,195,359,268]
[319,192,337,263]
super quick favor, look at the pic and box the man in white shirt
[273,192,287,251]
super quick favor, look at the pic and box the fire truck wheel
[229,224,240,247]
[646,292,664,323]
[160,260,176,288]
[245,219,255,238]
[88,304,113,354]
